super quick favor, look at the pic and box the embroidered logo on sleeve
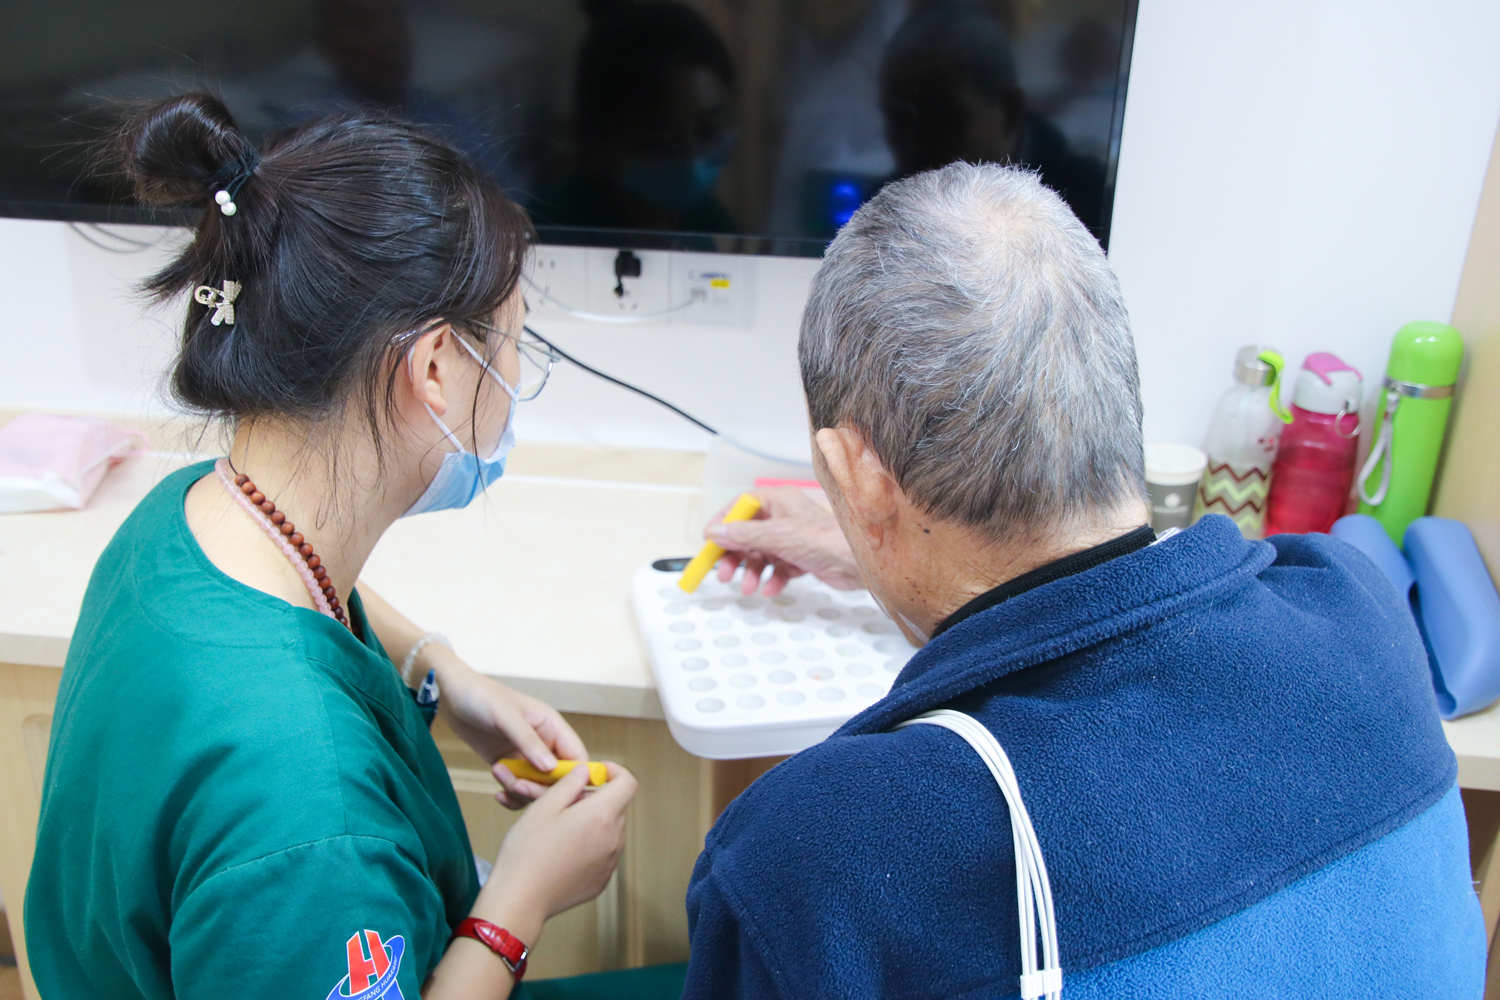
[325,929,406,1000]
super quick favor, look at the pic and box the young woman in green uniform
[25,94,642,999]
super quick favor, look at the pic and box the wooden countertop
[1,414,1497,788]
[0,421,707,721]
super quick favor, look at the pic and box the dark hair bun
[119,93,258,208]
[116,93,532,428]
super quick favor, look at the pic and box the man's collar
[932,525,1157,638]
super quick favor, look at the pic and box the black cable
[68,223,150,254]
[89,223,158,248]
[526,325,720,436]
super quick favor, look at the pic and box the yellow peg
[679,493,763,593]
[498,758,609,787]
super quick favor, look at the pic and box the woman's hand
[708,487,862,596]
[434,656,589,809]
[433,764,638,995]
[483,762,638,929]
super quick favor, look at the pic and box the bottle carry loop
[896,709,1062,999]
[1357,377,1456,507]
[1357,388,1400,507]
[1333,401,1361,440]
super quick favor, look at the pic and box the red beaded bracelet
[452,917,529,981]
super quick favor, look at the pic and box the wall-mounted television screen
[1,0,1137,255]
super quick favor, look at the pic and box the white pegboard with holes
[631,560,919,759]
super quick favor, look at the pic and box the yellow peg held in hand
[679,493,763,593]
[499,758,609,787]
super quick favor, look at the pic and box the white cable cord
[949,708,1059,999]
[716,433,813,470]
[897,709,1062,1000]
[524,275,705,324]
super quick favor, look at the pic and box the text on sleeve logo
[326,929,406,1000]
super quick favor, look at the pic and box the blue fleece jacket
[683,515,1485,998]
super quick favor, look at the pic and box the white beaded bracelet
[401,632,453,687]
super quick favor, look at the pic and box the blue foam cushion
[1331,514,1414,596]
[1405,516,1500,718]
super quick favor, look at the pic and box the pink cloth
[0,413,145,513]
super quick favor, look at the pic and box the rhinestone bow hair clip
[193,280,241,326]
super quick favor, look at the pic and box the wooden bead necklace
[214,458,349,629]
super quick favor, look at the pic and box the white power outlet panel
[525,246,586,317]
[584,248,673,319]
[525,245,754,327]
[670,253,755,327]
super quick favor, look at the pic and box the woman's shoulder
[64,460,393,719]
[46,610,431,891]
[61,547,336,740]
[56,544,399,831]
[74,460,304,647]
[50,461,442,883]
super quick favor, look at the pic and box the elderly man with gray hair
[681,164,1483,998]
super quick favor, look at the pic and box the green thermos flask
[1356,321,1464,544]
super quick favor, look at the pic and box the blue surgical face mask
[403,334,520,518]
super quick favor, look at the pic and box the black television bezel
[0,0,1138,256]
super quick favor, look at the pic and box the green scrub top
[25,460,479,999]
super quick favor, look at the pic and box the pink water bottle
[1264,352,1363,535]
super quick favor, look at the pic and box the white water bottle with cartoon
[1192,346,1292,538]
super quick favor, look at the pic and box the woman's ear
[814,425,899,547]
[401,323,452,418]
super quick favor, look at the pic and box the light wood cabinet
[0,662,62,1000]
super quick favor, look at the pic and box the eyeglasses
[466,321,561,402]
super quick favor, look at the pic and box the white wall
[1,221,185,419]
[4,0,1499,462]
[1112,0,1500,445]
[517,255,819,458]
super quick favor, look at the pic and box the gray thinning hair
[799,162,1145,540]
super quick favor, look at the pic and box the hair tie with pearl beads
[210,153,260,217]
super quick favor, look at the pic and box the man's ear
[814,425,899,546]
[400,323,452,418]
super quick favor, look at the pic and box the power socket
[525,245,751,326]
[670,252,755,327]
[525,245,586,316]
[584,248,673,318]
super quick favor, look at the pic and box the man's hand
[707,487,862,596]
